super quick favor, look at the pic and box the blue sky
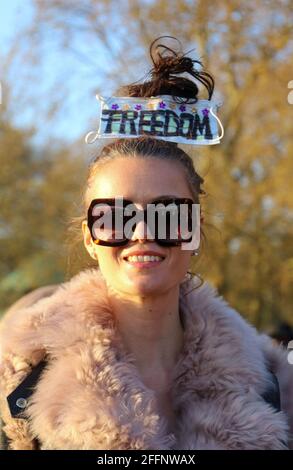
[0,0,110,147]
[0,0,33,52]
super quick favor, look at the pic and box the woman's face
[82,156,196,297]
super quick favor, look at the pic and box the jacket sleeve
[258,333,293,449]
[0,285,59,450]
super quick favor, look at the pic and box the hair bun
[117,36,214,103]
[151,39,195,80]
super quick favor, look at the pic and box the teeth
[126,255,164,262]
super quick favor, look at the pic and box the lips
[122,253,165,269]
[121,249,166,269]
[122,250,166,260]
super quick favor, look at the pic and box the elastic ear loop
[209,105,224,142]
[85,130,100,144]
[85,94,107,144]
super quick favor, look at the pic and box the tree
[0,104,88,314]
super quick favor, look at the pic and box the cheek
[96,248,119,270]
[170,248,192,267]
[162,250,192,289]
[170,251,193,285]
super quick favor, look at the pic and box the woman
[0,37,292,450]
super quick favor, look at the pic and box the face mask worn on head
[85,94,224,146]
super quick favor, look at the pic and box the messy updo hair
[67,36,215,293]
[117,35,214,102]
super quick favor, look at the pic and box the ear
[82,220,91,246]
[82,220,96,260]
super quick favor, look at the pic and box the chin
[125,276,169,296]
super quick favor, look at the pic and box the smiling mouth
[123,254,165,266]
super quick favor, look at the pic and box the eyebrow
[146,194,179,201]
[128,195,181,205]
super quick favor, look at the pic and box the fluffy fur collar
[0,268,292,450]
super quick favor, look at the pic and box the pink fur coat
[0,268,292,450]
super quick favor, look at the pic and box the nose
[130,219,155,242]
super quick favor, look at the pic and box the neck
[107,285,184,385]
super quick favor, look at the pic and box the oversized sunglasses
[87,197,200,247]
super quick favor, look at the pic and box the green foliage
[0,116,88,314]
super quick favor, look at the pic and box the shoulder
[0,268,103,341]
[182,279,269,378]
[0,268,104,449]
[183,278,293,433]
[2,285,59,323]
[0,268,103,385]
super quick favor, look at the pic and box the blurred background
[0,0,292,335]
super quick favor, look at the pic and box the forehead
[90,157,193,203]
